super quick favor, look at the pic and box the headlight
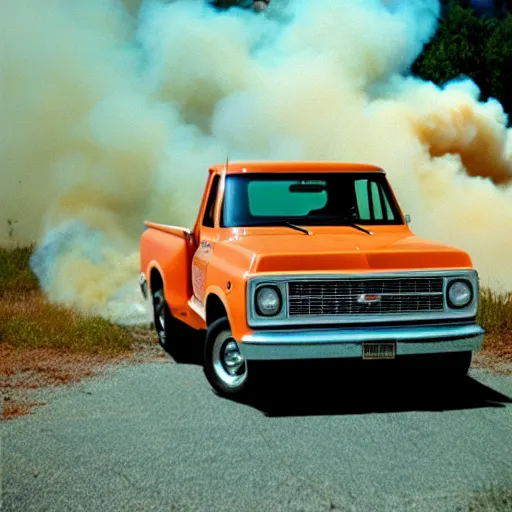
[447,280,473,308]
[256,286,282,316]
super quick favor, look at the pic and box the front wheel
[203,318,251,397]
[439,351,472,380]
[410,351,472,384]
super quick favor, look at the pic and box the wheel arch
[148,263,165,296]
[205,292,229,326]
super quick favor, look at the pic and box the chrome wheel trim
[211,330,247,389]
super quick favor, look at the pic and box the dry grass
[0,291,134,354]
[0,246,138,354]
[477,288,512,361]
[477,288,512,333]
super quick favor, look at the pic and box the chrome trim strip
[238,324,484,360]
[246,269,479,327]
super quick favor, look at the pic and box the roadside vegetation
[0,246,136,354]
[477,287,512,361]
[478,287,512,333]
[0,245,38,295]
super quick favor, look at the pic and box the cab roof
[209,161,384,175]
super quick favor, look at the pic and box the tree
[412,1,512,120]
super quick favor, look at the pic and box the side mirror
[405,214,411,224]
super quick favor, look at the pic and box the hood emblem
[357,294,382,304]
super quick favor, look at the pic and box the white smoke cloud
[1,0,511,324]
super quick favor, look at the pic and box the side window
[202,175,220,227]
[379,185,394,220]
[355,180,370,219]
[370,182,384,220]
[354,179,395,221]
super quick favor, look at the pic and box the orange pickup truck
[139,161,484,397]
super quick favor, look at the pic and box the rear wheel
[152,287,187,360]
[204,318,251,397]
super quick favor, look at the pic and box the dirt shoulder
[0,329,166,420]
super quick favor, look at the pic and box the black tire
[441,351,472,380]
[203,317,252,397]
[152,287,188,361]
[414,351,472,384]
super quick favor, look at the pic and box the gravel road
[2,353,512,512]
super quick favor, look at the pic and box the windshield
[221,172,404,228]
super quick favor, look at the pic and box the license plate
[362,342,396,360]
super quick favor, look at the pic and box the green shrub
[413,1,512,119]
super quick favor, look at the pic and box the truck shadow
[228,361,512,417]
[165,330,205,365]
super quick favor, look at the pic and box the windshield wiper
[249,219,373,236]
[251,220,312,235]
[344,223,374,236]
[305,218,373,235]
[282,222,311,235]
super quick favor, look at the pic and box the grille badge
[357,294,382,304]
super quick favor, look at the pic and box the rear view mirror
[289,183,326,193]
[405,214,411,224]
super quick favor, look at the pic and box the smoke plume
[1,0,511,324]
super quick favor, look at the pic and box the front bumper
[238,323,485,360]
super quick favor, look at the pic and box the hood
[221,226,472,273]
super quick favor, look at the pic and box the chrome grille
[288,278,444,316]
